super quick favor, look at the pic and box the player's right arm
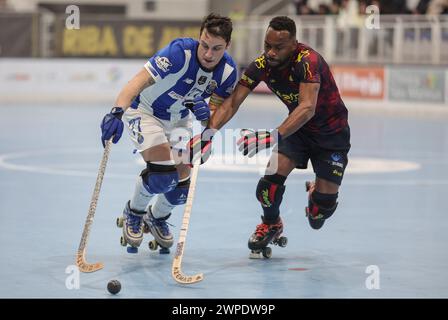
[100,68,155,147]
[114,68,155,111]
[101,39,188,147]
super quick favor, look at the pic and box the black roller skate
[248,216,288,259]
[305,181,325,230]
[305,181,338,230]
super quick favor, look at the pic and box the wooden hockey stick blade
[76,250,104,273]
[172,241,204,284]
[75,140,111,273]
[171,164,203,284]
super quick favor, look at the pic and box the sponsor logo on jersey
[198,75,207,85]
[155,56,172,72]
[205,80,218,94]
[296,49,310,62]
[273,89,299,104]
[241,74,255,85]
[183,78,194,84]
[254,55,266,69]
[168,91,184,100]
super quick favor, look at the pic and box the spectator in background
[318,4,332,14]
[330,0,343,14]
[337,0,362,27]
[294,0,315,15]
[427,0,448,14]
[414,0,431,13]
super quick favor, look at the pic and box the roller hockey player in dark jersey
[188,16,351,256]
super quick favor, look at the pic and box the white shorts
[123,107,192,153]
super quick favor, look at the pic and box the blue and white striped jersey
[132,38,237,122]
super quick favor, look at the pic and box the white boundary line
[0,148,447,186]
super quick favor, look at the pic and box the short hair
[268,16,296,38]
[200,13,233,44]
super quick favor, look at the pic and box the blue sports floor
[0,96,447,298]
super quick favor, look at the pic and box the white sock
[130,176,154,212]
[152,176,189,218]
[152,194,175,219]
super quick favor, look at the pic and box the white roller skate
[116,201,145,253]
[143,206,173,254]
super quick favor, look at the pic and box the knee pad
[308,192,338,220]
[164,178,190,205]
[140,162,179,194]
[256,177,285,221]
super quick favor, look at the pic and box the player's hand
[186,128,216,166]
[184,96,210,121]
[237,129,282,157]
[101,107,124,147]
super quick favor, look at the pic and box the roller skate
[143,206,173,254]
[305,181,325,230]
[248,216,287,259]
[116,201,145,253]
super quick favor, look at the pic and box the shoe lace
[153,218,174,236]
[128,214,143,233]
[255,223,269,238]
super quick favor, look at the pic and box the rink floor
[0,95,447,298]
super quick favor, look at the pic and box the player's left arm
[277,81,320,138]
[208,92,225,114]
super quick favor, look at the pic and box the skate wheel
[127,246,138,254]
[120,236,127,247]
[116,217,124,228]
[159,247,170,254]
[278,236,288,247]
[143,222,149,234]
[262,247,272,259]
[249,250,262,259]
[148,240,158,251]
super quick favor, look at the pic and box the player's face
[264,27,297,68]
[197,30,229,70]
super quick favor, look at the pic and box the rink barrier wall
[0,59,446,113]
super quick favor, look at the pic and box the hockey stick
[76,140,112,273]
[171,162,204,284]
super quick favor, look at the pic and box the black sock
[264,173,287,185]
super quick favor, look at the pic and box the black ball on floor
[107,280,121,295]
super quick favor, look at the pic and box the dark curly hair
[200,13,233,44]
[268,16,296,38]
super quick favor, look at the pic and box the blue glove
[184,96,210,121]
[100,107,124,147]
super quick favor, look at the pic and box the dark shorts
[274,126,351,185]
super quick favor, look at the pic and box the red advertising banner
[331,65,385,100]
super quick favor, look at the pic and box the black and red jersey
[239,43,348,135]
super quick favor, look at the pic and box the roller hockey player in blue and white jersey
[100,13,237,253]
